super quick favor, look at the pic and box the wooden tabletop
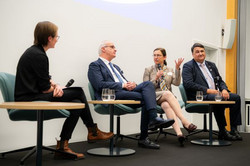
[187,101,235,104]
[88,100,140,105]
[0,102,85,110]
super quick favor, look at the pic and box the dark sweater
[15,45,51,101]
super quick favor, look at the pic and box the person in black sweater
[15,21,113,159]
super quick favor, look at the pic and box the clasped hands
[207,89,229,100]
[50,80,64,97]
[123,81,136,91]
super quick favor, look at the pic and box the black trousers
[29,87,94,140]
[205,92,242,131]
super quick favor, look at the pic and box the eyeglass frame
[104,45,116,49]
[153,54,163,57]
[54,35,60,40]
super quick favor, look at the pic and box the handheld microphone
[214,76,219,90]
[157,64,161,70]
[157,64,164,79]
[65,79,74,87]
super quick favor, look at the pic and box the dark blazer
[182,59,229,100]
[88,58,128,100]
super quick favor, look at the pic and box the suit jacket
[143,64,181,100]
[182,59,229,100]
[88,58,128,100]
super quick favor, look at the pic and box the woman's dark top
[15,45,51,101]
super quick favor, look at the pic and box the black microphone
[157,64,161,70]
[157,64,164,79]
[65,79,74,87]
[214,76,219,90]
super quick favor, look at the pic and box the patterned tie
[159,66,168,91]
[109,62,124,83]
[200,63,215,89]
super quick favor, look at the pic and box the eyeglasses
[55,36,60,40]
[153,54,163,57]
[104,45,116,49]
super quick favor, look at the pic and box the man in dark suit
[88,40,174,149]
[182,43,242,141]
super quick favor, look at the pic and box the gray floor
[1,129,250,166]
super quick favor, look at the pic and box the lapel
[98,58,115,82]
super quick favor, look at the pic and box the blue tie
[109,62,124,83]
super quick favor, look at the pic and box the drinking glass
[196,91,203,101]
[215,91,222,101]
[102,88,110,101]
[109,89,116,101]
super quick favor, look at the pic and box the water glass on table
[102,88,110,101]
[109,89,116,101]
[102,88,116,101]
[215,91,222,101]
[196,91,203,101]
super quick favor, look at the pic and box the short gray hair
[98,40,112,55]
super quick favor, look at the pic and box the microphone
[65,79,74,87]
[214,76,219,90]
[157,64,164,79]
[157,64,161,70]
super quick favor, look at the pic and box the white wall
[0,0,227,152]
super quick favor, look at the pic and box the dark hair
[153,47,167,65]
[191,43,205,53]
[34,21,58,46]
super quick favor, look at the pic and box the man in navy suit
[182,43,242,141]
[88,40,174,149]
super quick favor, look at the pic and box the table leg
[209,105,213,142]
[109,104,114,154]
[36,110,43,166]
[87,104,135,156]
[191,104,232,146]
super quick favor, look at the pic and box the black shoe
[138,137,160,149]
[230,130,243,141]
[218,130,236,141]
[148,117,175,131]
[177,135,186,147]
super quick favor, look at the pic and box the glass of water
[215,91,222,101]
[109,89,116,101]
[196,91,203,101]
[102,88,110,101]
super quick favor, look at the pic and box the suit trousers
[205,92,242,130]
[115,81,157,139]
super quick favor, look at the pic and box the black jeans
[31,87,94,140]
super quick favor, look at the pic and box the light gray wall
[0,0,227,152]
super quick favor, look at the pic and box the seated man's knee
[143,81,154,88]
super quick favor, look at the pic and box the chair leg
[0,146,35,158]
[19,145,78,165]
[20,147,36,165]
[186,113,219,138]
[154,127,177,142]
[114,116,138,145]
[1,145,78,166]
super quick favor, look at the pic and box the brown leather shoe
[54,140,85,160]
[87,123,114,143]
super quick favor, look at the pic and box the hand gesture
[175,58,184,70]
